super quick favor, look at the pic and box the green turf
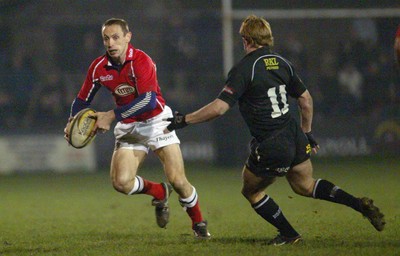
[0,156,399,255]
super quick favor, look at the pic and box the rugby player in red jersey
[64,18,210,238]
[166,15,385,245]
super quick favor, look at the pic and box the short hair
[239,15,274,47]
[102,18,130,35]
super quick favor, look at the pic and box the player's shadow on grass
[210,236,274,245]
[209,235,399,247]
[306,236,399,248]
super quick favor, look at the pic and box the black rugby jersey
[218,46,307,140]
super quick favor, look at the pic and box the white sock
[128,176,144,195]
[179,186,198,209]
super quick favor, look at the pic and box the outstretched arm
[165,99,230,132]
[186,99,230,124]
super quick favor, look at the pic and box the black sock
[313,179,361,212]
[252,195,299,238]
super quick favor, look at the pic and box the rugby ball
[67,108,97,149]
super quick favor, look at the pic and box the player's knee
[291,179,315,197]
[241,188,266,204]
[171,178,191,195]
[112,177,133,194]
[293,187,310,197]
[241,191,251,201]
[170,179,184,190]
[241,187,254,201]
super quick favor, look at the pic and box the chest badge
[115,83,135,96]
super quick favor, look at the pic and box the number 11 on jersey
[268,85,289,118]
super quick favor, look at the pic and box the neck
[117,58,125,65]
[246,45,262,54]
[110,55,126,66]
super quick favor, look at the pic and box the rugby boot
[152,182,173,228]
[268,234,302,246]
[193,221,211,239]
[359,197,385,231]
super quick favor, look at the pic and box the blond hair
[239,15,274,47]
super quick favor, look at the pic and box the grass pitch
[0,156,399,255]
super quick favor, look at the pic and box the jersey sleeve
[71,61,102,116]
[133,52,158,94]
[217,65,249,107]
[286,65,307,98]
[77,61,102,103]
[114,91,156,121]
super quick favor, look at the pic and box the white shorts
[114,105,180,153]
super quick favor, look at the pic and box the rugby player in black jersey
[165,15,385,245]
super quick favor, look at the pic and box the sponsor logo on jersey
[100,74,114,82]
[263,57,279,70]
[115,83,135,96]
[128,48,133,58]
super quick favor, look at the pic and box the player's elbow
[213,99,230,116]
[214,107,227,117]
[298,90,313,111]
[148,92,157,109]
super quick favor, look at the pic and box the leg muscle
[155,144,192,198]
[110,148,146,194]
[286,159,316,197]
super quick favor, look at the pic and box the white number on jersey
[268,85,289,118]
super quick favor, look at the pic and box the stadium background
[0,0,399,173]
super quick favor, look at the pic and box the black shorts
[245,118,311,177]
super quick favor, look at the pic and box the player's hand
[63,117,74,142]
[305,131,320,154]
[90,110,115,135]
[164,111,188,132]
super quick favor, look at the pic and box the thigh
[246,133,295,177]
[154,144,191,197]
[242,166,276,204]
[286,159,315,197]
[110,148,147,183]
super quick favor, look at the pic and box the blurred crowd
[274,18,399,124]
[0,2,399,134]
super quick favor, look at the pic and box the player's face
[102,24,131,63]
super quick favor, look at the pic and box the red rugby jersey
[76,43,165,123]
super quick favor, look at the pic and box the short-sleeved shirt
[218,46,307,141]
